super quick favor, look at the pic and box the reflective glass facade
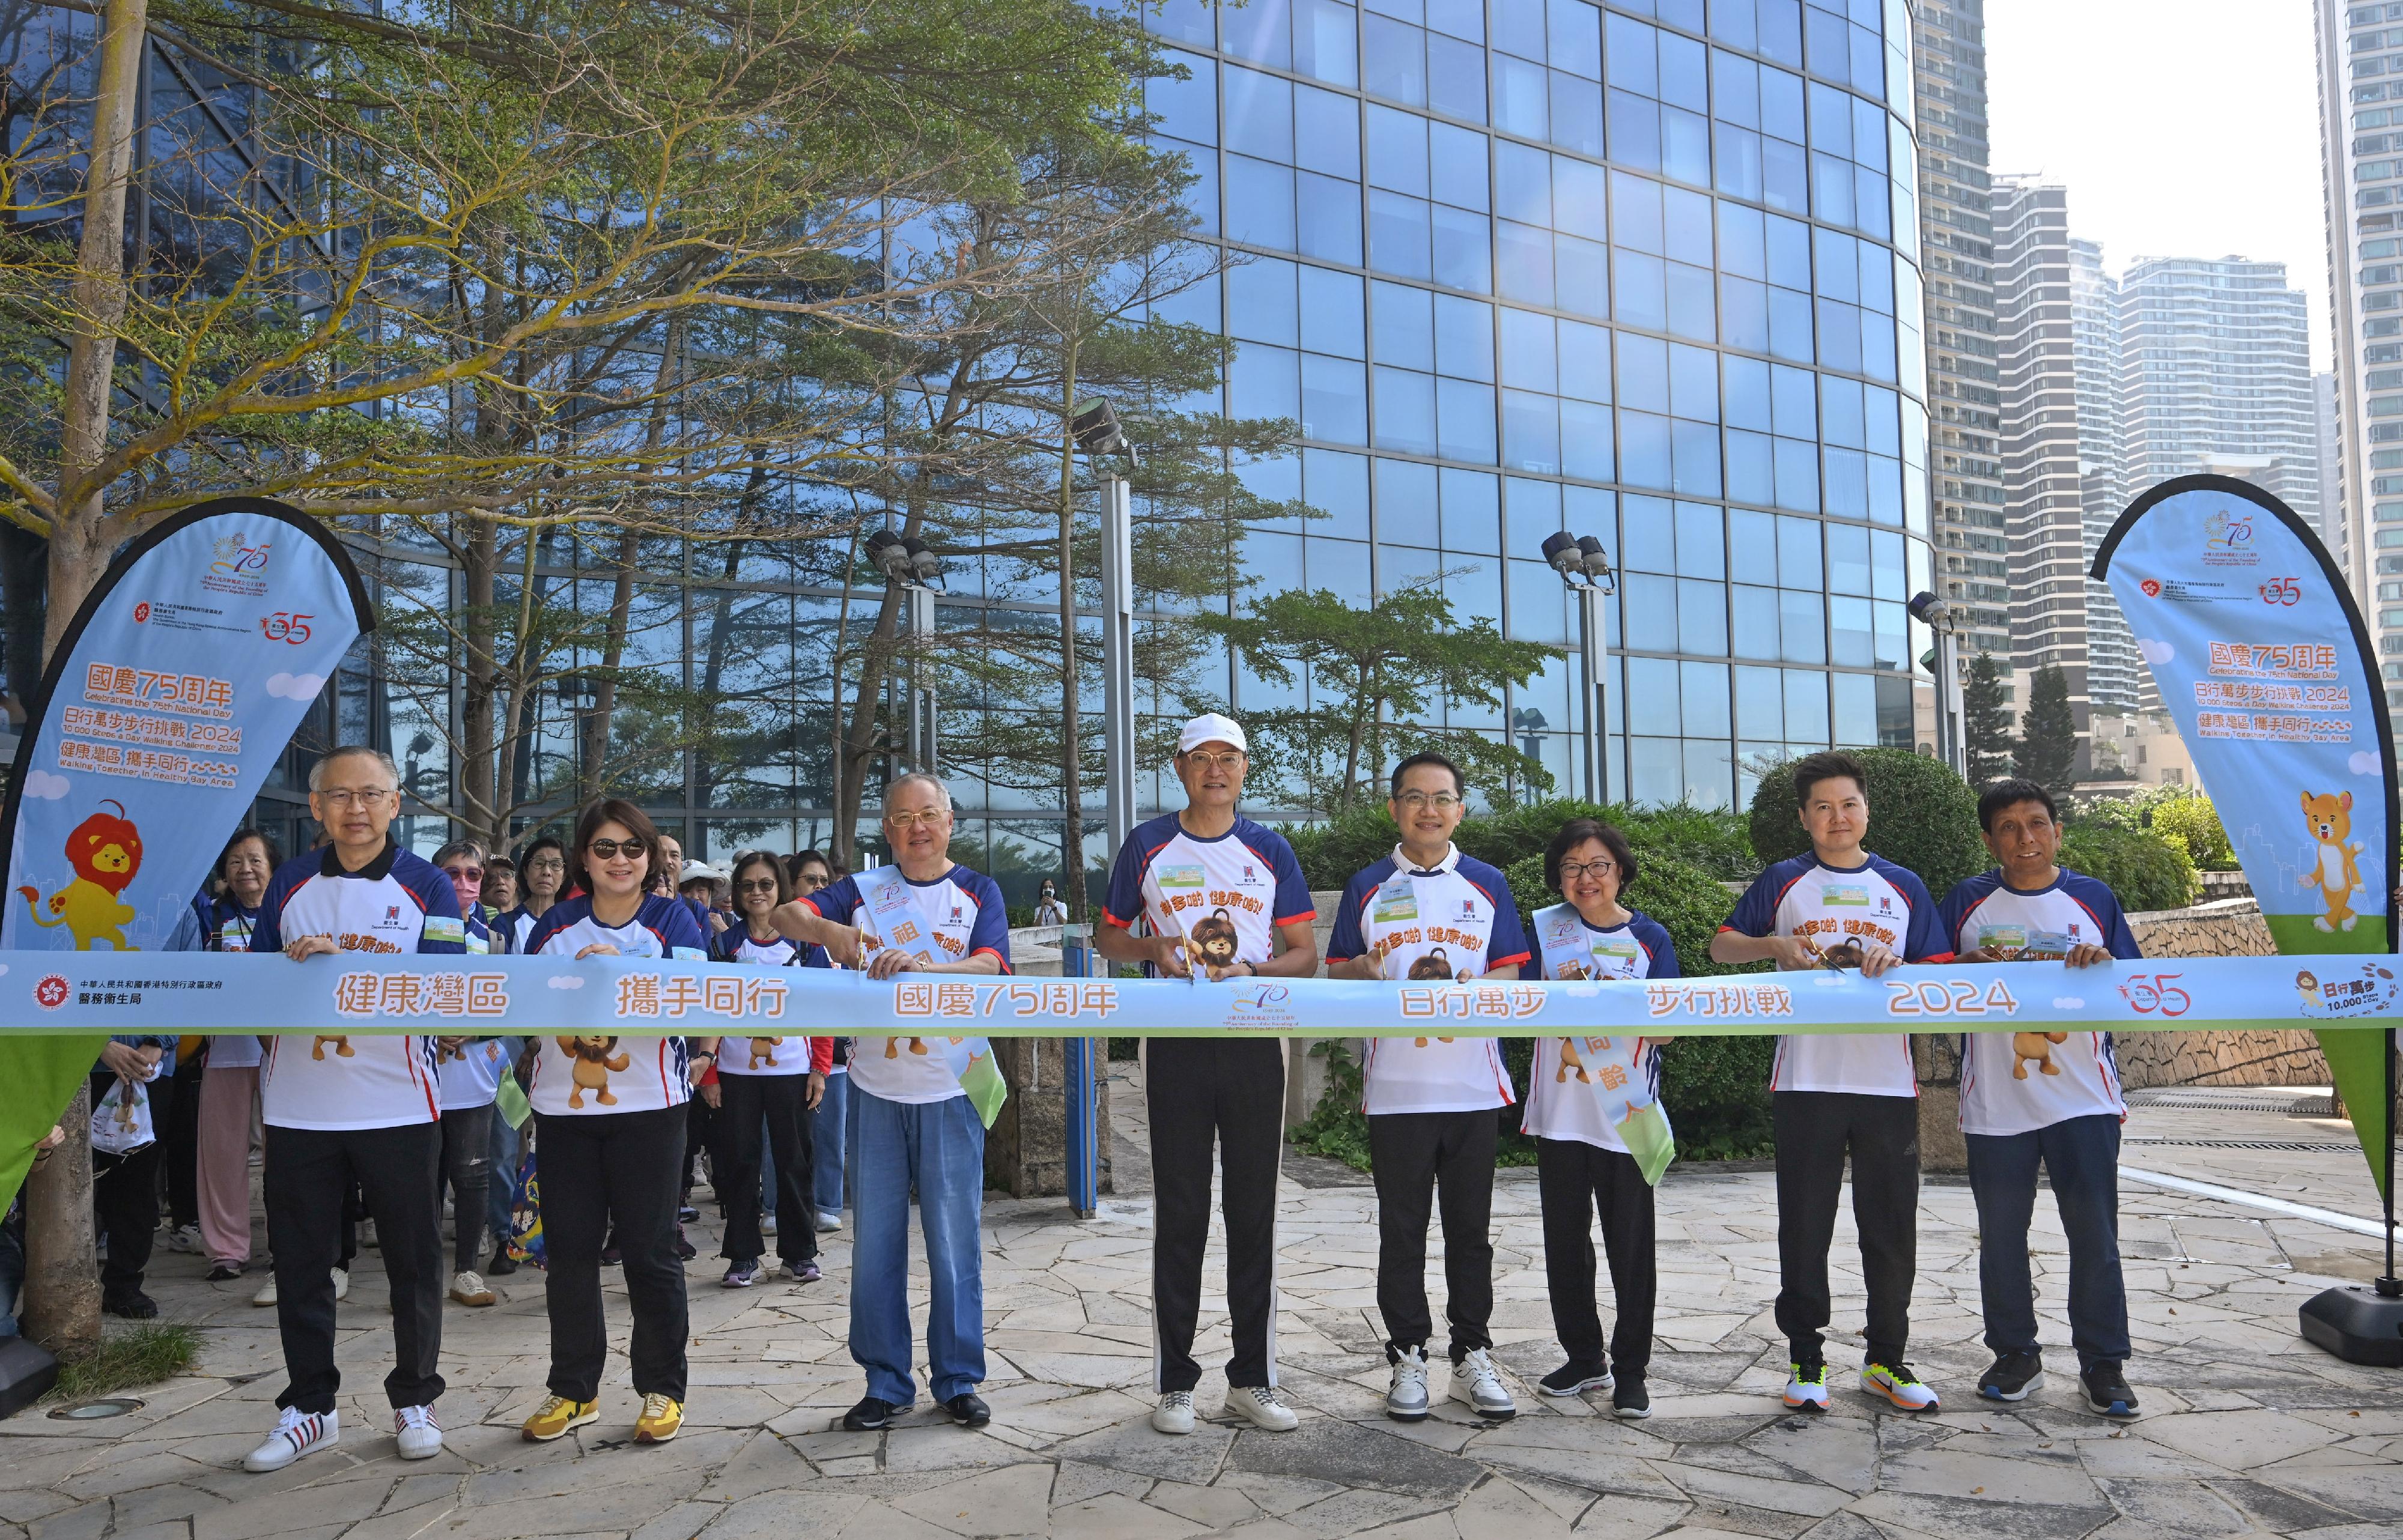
[1146,0,1934,811]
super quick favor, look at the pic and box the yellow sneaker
[634,1393,683,1444]
[520,1395,598,1442]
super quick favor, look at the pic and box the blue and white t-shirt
[1522,903,1677,1152]
[195,896,266,1070]
[1939,867,2139,1136]
[709,927,828,1077]
[1721,851,1947,1096]
[1328,844,1529,1115]
[805,864,1010,1103]
[523,894,709,1115]
[254,843,464,1130]
[436,1036,511,1111]
[1104,813,1314,976]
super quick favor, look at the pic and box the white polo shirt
[1720,850,1947,1096]
[252,843,464,1130]
[1326,844,1530,1115]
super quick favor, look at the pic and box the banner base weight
[0,1336,61,1420]
[2298,1284,2403,1367]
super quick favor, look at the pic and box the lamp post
[1540,529,1618,804]
[865,529,944,772]
[1909,590,1966,777]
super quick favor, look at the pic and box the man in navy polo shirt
[243,747,464,1473]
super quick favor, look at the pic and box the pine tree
[2016,663,2081,795]
[1963,651,2016,786]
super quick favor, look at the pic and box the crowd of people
[2,710,2149,1476]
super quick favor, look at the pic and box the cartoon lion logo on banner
[16,800,145,950]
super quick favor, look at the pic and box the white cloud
[547,975,585,990]
[20,769,68,800]
[2053,996,2086,1011]
[264,672,326,700]
[2135,638,2175,666]
[2351,751,2380,777]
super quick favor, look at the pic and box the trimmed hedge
[1746,748,1988,900]
[1284,798,1757,893]
[2058,821,2199,913]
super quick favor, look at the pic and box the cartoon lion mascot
[556,1035,631,1108]
[16,800,144,950]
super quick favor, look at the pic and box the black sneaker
[1612,1378,1651,1420]
[946,1392,991,1428]
[1978,1351,2044,1402]
[601,1244,622,1266]
[674,1227,697,1262]
[206,1263,242,1282]
[1537,1360,1614,1397]
[487,1248,518,1277]
[102,1292,158,1320]
[2082,1363,2140,1419]
[842,1395,902,1431]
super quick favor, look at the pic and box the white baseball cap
[678,860,722,886]
[1176,712,1250,756]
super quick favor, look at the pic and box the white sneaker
[244,1408,338,1472]
[1385,1347,1431,1422]
[761,1213,779,1236]
[815,1212,842,1234]
[395,1405,443,1460]
[1151,1390,1195,1435]
[449,1270,496,1307]
[165,1223,202,1254]
[331,1267,350,1301]
[1225,1386,1298,1432]
[252,1275,278,1307]
[1450,1347,1517,1420]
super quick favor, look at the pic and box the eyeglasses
[1394,791,1463,811]
[442,865,484,883]
[1182,751,1245,771]
[526,855,565,871]
[1557,859,1618,882]
[886,809,949,829]
[318,787,397,808]
[737,878,780,894]
[586,838,648,860]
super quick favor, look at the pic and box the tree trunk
[1057,350,1085,924]
[582,528,639,802]
[458,515,497,838]
[28,0,151,1359]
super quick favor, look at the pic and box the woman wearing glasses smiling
[517,799,713,1449]
[706,850,831,1289]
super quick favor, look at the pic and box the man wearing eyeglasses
[1326,751,1530,1424]
[244,748,466,1473]
[1093,714,1320,1437]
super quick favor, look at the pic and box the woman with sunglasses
[517,800,712,1448]
[707,851,832,1288]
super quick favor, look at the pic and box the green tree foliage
[1746,748,1989,899]
[1963,651,2016,786]
[2015,664,2081,795]
[1199,583,1562,813]
[2082,786,2234,873]
[2058,822,2199,912]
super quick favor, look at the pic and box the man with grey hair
[771,771,1009,1433]
[245,745,465,1471]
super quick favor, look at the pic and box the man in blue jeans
[1938,778,2141,1419]
[770,774,1008,1432]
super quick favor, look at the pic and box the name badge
[1158,864,1205,892]
[1820,884,1870,908]
[422,915,466,944]
[1371,880,1418,924]
[1976,924,2028,954]
[1591,938,1641,975]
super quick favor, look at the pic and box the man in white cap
[1093,713,1320,1436]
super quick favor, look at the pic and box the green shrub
[2059,821,2199,912]
[1289,797,1758,892]
[2138,789,2235,871]
[1284,804,1402,891]
[1746,748,1987,899]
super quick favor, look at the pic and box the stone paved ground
[5,1067,2401,1540]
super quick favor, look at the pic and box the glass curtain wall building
[1144,0,1933,812]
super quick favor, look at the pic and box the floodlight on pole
[1539,527,1616,804]
[903,535,944,586]
[1072,399,1135,464]
[1910,590,1967,778]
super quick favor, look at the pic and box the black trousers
[1536,1136,1656,1378]
[1772,1089,1921,1366]
[1369,1109,1495,1363]
[162,1051,204,1229]
[90,1074,161,1303]
[263,1120,446,1413]
[714,1075,816,1266]
[1148,1037,1284,1393]
[536,1105,688,1401]
[439,1103,494,1273]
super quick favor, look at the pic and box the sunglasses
[442,865,484,882]
[737,878,780,894]
[586,838,648,860]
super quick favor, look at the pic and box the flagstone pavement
[6,1069,2401,1540]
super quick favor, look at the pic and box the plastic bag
[90,1079,154,1156]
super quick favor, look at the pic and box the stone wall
[2117,897,2330,1091]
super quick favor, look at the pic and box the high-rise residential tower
[1143,0,1936,811]
[1910,0,2008,659]
[2115,256,2321,526]
[2316,0,2403,708]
